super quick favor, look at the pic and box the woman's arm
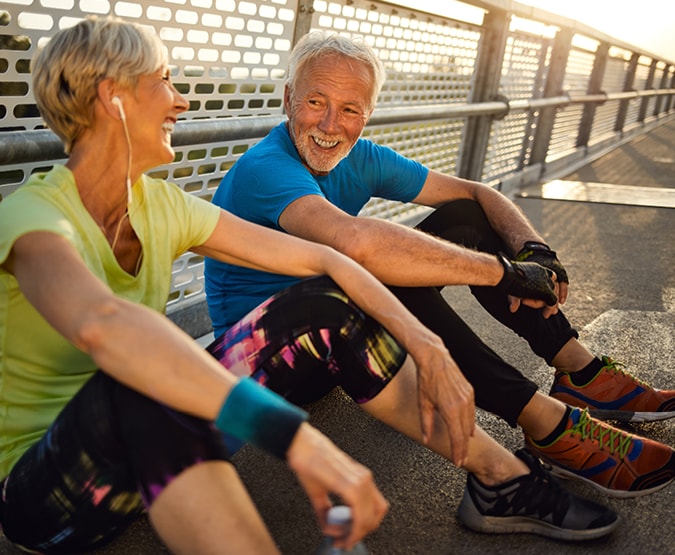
[4,230,388,542]
[7,231,233,417]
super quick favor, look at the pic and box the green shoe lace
[570,408,634,460]
[599,355,649,388]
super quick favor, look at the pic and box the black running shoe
[457,449,620,541]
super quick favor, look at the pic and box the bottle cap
[327,505,352,526]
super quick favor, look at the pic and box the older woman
[0,16,407,554]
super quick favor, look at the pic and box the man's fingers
[558,281,569,304]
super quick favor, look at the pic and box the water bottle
[315,505,370,555]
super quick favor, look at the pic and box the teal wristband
[215,378,308,460]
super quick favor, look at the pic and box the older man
[205,31,675,533]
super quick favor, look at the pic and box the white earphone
[110,96,132,205]
[111,96,126,121]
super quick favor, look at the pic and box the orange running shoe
[550,356,675,423]
[525,407,675,498]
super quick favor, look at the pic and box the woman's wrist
[215,378,308,459]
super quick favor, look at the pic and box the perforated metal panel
[651,64,670,116]
[1,0,294,131]
[626,58,653,126]
[312,0,481,110]
[482,31,551,182]
[546,46,594,159]
[588,54,629,144]
[562,46,595,93]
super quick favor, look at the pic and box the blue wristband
[215,378,308,459]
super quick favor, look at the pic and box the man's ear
[283,84,292,114]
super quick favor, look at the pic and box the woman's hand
[406,330,475,467]
[286,423,388,550]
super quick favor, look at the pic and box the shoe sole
[588,408,675,423]
[457,498,620,541]
[548,463,675,498]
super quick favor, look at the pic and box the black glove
[497,252,557,306]
[515,241,569,284]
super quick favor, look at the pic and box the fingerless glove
[497,252,557,306]
[515,241,568,284]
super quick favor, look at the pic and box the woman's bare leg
[361,356,529,486]
[149,460,279,555]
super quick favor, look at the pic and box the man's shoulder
[237,127,296,169]
[348,136,395,161]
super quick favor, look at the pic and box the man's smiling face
[284,53,374,176]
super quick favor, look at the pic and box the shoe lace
[510,456,571,525]
[570,408,633,460]
[601,355,648,387]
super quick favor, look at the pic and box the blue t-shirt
[205,122,428,335]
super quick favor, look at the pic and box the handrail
[567,92,607,104]
[368,101,509,125]
[508,95,570,111]
[2,87,673,166]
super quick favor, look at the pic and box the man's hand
[410,335,475,467]
[516,241,569,304]
[286,423,388,550]
[497,252,558,306]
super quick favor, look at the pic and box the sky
[388,0,675,62]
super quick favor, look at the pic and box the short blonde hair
[286,31,386,110]
[31,16,168,153]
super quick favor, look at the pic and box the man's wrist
[496,252,515,288]
[523,240,551,251]
[516,241,554,261]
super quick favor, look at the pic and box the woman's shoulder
[1,165,74,213]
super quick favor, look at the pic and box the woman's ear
[97,78,124,121]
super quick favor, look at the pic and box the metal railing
[1,0,673,335]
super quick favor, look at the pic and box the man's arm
[279,173,560,313]
[415,170,569,305]
[279,194,506,288]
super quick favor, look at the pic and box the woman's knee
[112,382,230,507]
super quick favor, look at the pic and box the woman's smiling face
[122,66,189,171]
